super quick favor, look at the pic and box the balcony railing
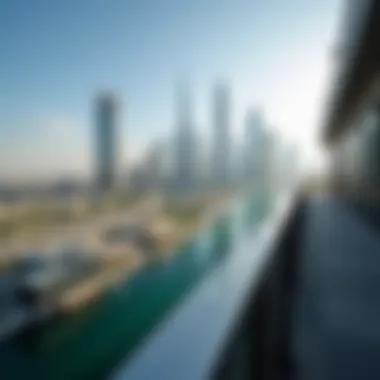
[111,192,300,380]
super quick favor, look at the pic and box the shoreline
[55,193,233,314]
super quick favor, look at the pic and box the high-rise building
[144,140,164,189]
[94,93,119,193]
[175,84,197,189]
[212,82,230,186]
[243,108,266,180]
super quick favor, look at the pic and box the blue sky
[0,0,342,181]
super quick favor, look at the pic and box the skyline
[0,0,343,181]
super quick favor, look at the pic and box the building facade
[175,84,197,190]
[94,93,119,193]
[243,108,267,182]
[211,83,231,186]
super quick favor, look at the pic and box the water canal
[0,191,273,380]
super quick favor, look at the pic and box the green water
[0,193,272,380]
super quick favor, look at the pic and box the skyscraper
[175,84,197,189]
[94,93,119,193]
[212,82,230,186]
[244,107,265,181]
[144,140,164,189]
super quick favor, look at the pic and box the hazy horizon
[0,0,342,182]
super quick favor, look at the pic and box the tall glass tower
[175,84,197,189]
[244,108,265,181]
[212,82,230,186]
[94,93,119,193]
